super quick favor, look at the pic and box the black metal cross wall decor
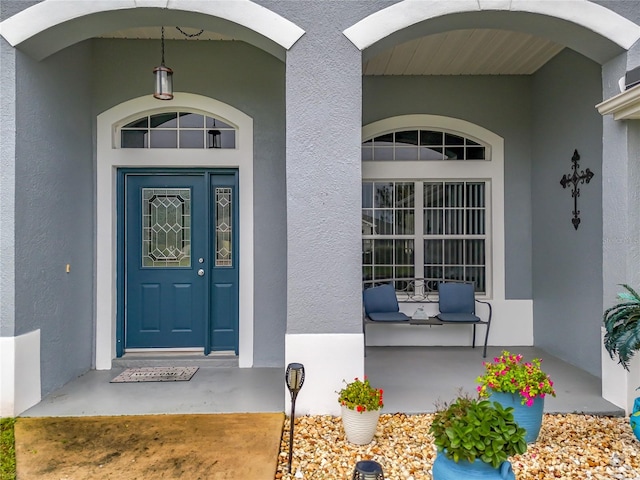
[559,149,594,230]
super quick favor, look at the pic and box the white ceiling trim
[0,0,305,50]
[344,0,640,52]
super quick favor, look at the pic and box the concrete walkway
[21,346,622,417]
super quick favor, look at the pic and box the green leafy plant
[603,284,640,370]
[476,351,556,406]
[430,394,527,469]
[337,376,384,413]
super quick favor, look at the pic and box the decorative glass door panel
[142,188,191,267]
[125,175,205,349]
[215,187,232,267]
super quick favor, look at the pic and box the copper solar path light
[352,460,385,479]
[285,362,305,474]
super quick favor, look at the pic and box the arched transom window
[362,129,487,161]
[120,111,236,149]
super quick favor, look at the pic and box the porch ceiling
[102,27,563,76]
[364,29,565,76]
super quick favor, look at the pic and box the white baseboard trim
[285,333,364,416]
[0,330,41,416]
[601,327,639,414]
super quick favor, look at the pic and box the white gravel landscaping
[276,413,639,479]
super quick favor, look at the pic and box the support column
[284,12,364,415]
[0,37,18,416]
[0,39,16,338]
[600,55,640,414]
[0,38,41,416]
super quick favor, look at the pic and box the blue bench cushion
[436,313,481,323]
[368,312,410,322]
[363,283,400,316]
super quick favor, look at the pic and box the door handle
[197,269,205,277]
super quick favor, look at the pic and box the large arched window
[362,116,504,298]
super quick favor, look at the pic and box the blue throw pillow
[363,283,399,315]
[438,282,475,314]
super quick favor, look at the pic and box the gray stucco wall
[593,1,640,24]
[627,120,640,297]
[92,38,287,366]
[363,75,533,300]
[0,38,16,337]
[14,41,94,394]
[531,49,603,376]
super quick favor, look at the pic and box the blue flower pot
[488,391,544,444]
[630,397,640,441]
[432,451,515,480]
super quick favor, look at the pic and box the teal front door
[120,170,239,354]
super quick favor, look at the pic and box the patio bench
[362,278,492,357]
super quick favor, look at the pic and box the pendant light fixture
[153,26,173,100]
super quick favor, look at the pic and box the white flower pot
[341,405,381,445]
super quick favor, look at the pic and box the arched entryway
[346,0,640,390]
[97,94,255,368]
[0,0,302,414]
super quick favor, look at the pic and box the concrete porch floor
[21,346,623,417]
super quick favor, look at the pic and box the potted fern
[430,394,527,479]
[603,284,640,370]
[603,284,640,440]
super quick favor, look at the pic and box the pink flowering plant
[337,376,384,413]
[476,351,556,406]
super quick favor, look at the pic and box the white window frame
[362,115,505,300]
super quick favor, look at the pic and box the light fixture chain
[175,26,205,38]
[160,26,166,65]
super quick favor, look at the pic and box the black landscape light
[285,362,305,474]
[352,460,385,480]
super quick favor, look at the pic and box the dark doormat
[110,366,198,383]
